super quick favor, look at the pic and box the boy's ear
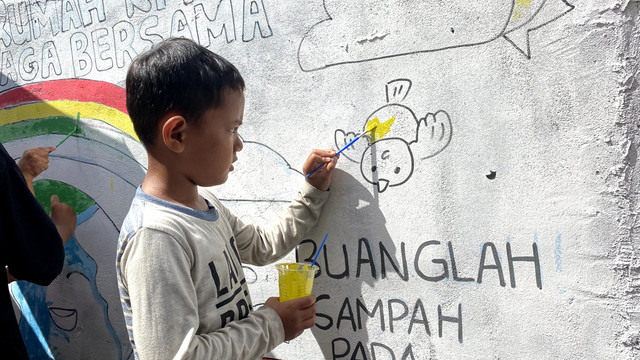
[161,115,187,153]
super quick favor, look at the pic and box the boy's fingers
[50,194,59,206]
[301,315,316,329]
[327,162,334,171]
[40,147,55,157]
[315,155,336,168]
[312,149,336,158]
[327,156,339,170]
[36,147,54,155]
[297,295,316,308]
[283,295,315,308]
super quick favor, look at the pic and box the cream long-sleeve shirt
[116,182,329,359]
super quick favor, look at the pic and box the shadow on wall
[216,143,392,358]
[297,169,417,359]
[0,78,144,360]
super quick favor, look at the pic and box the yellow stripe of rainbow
[0,100,138,141]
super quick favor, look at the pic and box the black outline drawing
[217,137,302,203]
[298,0,575,72]
[335,79,452,193]
[359,136,415,193]
[242,0,273,42]
[49,306,78,332]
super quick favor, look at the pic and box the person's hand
[50,195,76,246]
[264,295,317,341]
[17,146,56,180]
[303,149,339,191]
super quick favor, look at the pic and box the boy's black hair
[126,37,245,146]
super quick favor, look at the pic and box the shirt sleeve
[122,227,284,360]
[0,145,64,286]
[215,181,331,266]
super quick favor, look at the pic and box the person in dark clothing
[1,144,76,359]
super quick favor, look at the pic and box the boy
[116,37,339,359]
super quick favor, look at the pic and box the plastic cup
[276,263,319,302]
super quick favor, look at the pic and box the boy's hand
[303,149,339,191]
[50,195,76,247]
[17,147,56,180]
[264,295,317,341]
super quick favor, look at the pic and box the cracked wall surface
[615,0,640,354]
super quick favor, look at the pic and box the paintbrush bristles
[360,124,378,142]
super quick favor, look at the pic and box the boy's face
[183,89,245,187]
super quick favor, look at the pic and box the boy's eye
[230,127,238,134]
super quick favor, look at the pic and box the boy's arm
[215,181,330,266]
[122,228,285,360]
[207,149,337,265]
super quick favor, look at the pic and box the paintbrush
[310,233,328,268]
[305,125,376,178]
[54,112,80,149]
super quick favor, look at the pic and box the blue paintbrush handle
[305,135,362,178]
[335,135,361,156]
[310,233,328,268]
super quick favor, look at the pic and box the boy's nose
[234,136,243,151]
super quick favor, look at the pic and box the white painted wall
[1,0,639,359]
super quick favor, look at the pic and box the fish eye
[394,167,401,174]
[371,166,377,173]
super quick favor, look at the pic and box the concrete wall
[1,0,638,359]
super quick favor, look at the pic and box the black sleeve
[0,144,64,286]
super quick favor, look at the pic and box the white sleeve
[216,182,331,266]
[122,228,284,360]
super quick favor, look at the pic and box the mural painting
[1,0,636,359]
[2,80,145,359]
[335,79,453,193]
[297,0,575,71]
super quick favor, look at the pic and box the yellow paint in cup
[276,263,319,302]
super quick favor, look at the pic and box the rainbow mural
[1,79,145,360]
